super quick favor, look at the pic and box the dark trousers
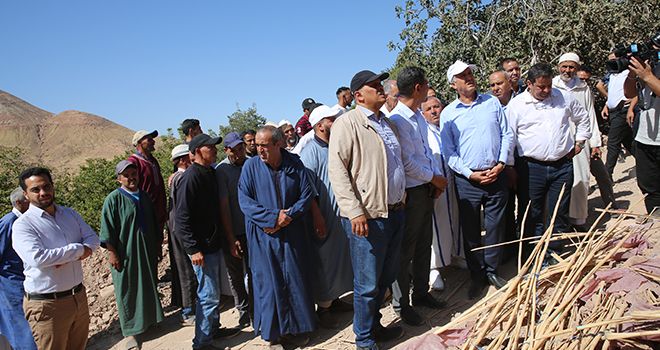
[171,231,198,317]
[392,184,434,311]
[454,173,508,280]
[590,156,616,207]
[516,157,573,250]
[605,107,634,177]
[222,235,252,320]
[635,141,660,213]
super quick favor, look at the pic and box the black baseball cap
[302,98,316,111]
[350,70,390,92]
[188,133,222,153]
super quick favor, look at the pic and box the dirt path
[86,153,644,350]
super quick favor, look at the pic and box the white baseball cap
[309,105,343,128]
[559,52,581,64]
[446,60,477,84]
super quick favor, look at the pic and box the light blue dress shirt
[12,204,100,294]
[389,102,440,188]
[439,93,513,178]
[357,105,406,204]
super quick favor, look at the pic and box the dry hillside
[0,90,134,170]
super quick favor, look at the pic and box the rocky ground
[83,152,645,350]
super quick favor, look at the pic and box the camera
[606,32,660,73]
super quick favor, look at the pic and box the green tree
[217,104,265,138]
[0,147,31,215]
[389,0,659,99]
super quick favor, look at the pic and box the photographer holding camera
[624,32,660,215]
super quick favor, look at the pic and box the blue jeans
[190,250,224,349]
[0,276,37,350]
[516,157,573,247]
[342,209,404,348]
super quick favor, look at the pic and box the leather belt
[388,201,405,211]
[26,283,84,300]
[522,154,571,166]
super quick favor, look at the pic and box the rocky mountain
[0,90,134,171]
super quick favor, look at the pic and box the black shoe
[374,324,404,342]
[237,313,251,329]
[486,273,507,289]
[279,333,310,347]
[396,306,424,326]
[468,279,486,300]
[412,293,447,309]
[329,298,354,312]
[212,327,241,339]
[317,307,339,329]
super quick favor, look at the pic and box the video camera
[606,32,660,73]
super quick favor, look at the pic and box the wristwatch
[576,140,585,149]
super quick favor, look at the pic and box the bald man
[489,71,514,109]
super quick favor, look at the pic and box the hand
[431,187,443,199]
[79,246,93,260]
[601,105,609,120]
[108,250,122,271]
[350,215,369,237]
[264,226,280,234]
[277,210,293,228]
[485,163,505,179]
[312,212,327,240]
[591,147,602,160]
[230,240,243,259]
[191,252,204,266]
[626,108,635,126]
[504,167,517,190]
[566,144,582,159]
[628,57,653,82]
[469,170,495,185]
[430,175,448,192]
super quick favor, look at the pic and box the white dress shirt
[507,88,592,163]
[12,204,100,294]
[606,70,630,109]
[389,101,439,188]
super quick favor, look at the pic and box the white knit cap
[559,52,581,64]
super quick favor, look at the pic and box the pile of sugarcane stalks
[427,197,659,350]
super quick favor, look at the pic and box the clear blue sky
[1,1,404,135]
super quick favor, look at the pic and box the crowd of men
[1,37,659,350]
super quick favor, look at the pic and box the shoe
[356,345,379,350]
[373,324,404,342]
[181,315,195,327]
[317,307,339,329]
[279,333,310,347]
[237,313,251,329]
[212,327,241,339]
[412,293,447,309]
[195,345,228,350]
[123,336,139,350]
[396,306,424,326]
[486,273,507,289]
[468,279,486,300]
[329,298,354,312]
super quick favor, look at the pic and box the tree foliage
[0,147,31,215]
[389,0,659,99]
[217,104,265,138]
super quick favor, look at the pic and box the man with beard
[128,130,167,234]
[500,58,525,96]
[334,86,353,112]
[279,120,299,151]
[552,53,607,230]
[507,63,591,260]
[299,105,353,329]
[216,132,251,328]
[100,161,164,348]
[238,126,316,348]
[12,167,100,350]
[421,97,462,292]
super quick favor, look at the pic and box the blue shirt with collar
[0,208,25,280]
[440,93,513,178]
[389,101,440,188]
[357,105,406,204]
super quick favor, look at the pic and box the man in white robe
[552,52,603,229]
[421,96,463,291]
